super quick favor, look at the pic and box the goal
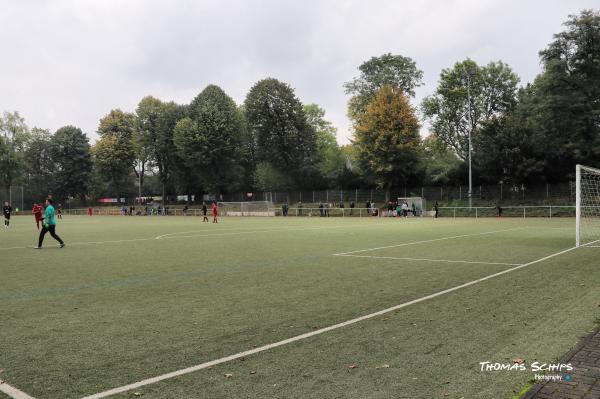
[396,197,425,217]
[218,201,275,217]
[576,164,600,247]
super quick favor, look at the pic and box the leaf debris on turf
[224,373,233,378]
[250,370,256,375]
[133,393,143,397]
[347,363,358,369]
[513,358,525,364]
[376,364,390,369]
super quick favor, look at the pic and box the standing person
[497,205,503,217]
[350,201,355,215]
[3,202,12,228]
[211,201,218,223]
[402,201,409,217]
[202,202,209,222]
[57,203,63,219]
[87,207,93,216]
[36,198,65,249]
[412,202,416,216]
[434,201,439,219]
[32,203,44,229]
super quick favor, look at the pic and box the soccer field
[1,215,599,399]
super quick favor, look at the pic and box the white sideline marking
[80,245,576,399]
[0,381,35,399]
[335,254,520,266]
[332,226,528,256]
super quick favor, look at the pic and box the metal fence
[1,182,576,210]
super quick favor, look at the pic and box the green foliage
[244,78,318,188]
[345,53,423,119]
[253,161,292,191]
[94,110,138,196]
[24,128,56,199]
[354,86,422,189]
[303,104,345,186]
[422,59,519,161]
[420,134,463,186]
[0,111,30,189]
[174,85,243,194]
[53,125,92,200]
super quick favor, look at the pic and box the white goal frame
[576,164,600,247]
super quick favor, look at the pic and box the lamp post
[463,67,474,209]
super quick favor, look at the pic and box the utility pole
[463,67,474,209]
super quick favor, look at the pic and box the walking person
[32,203,44,229]
[211,201,219,223]
[57,203,63,219]
[434,201,439,219]
[36,198,65,249]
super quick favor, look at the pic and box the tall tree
[24,128,56,201]
[344,53,423,120]
[420,134,464,186]
[353,85,422,194]
[94,110,137,197]
[245,78,317,189]
[303,103,344,186]
[53,125,92,200]
[0,111,30,194]
[136,96,165,198]
[422,59,519,161]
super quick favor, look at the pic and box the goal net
[576,164,600,247]
[218,201,275,217]
[396,197,425,217]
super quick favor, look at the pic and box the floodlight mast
[464,68,473,209]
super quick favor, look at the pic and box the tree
[353,85,422,194]
[183,85,243,194]
[244,78,318,189]
[53,125,92,200]
[526,9,600,180]
[0,111,30,193]
[420,134,463,186]
[303,103,344,186]
[24,128,56,201]
[134,97,165,198]
[344,53,423,120]
[422,59,519,161]
[94,110,137,196]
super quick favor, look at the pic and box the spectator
[434,201,439,218]
[350,201,355,215]
[319,203,324,217]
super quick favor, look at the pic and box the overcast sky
[1,0,598,144]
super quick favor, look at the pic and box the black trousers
[38,225,64,247]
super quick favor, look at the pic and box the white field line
[332,226,529,256]
[335,254,520,266]
[0,222,419,251]
[80,245,576,399]
[0,381,35,399]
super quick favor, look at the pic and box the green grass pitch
[1,215,599,398]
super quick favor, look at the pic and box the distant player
[202,202,208,222]
[87,207,93,216]
[57,203,63,219]
[36,198,65,249]
[3,202,12,228]
[32,203,44,229]
[211,201,218,223]
[497,205,503,217]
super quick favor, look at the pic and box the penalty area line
[332,226,529,256]
[335,254,521,266]
[80,245,576,399]
[0,380,36,399]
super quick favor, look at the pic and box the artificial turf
[1,215,598,398]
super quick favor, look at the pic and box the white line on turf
[332,226,528,256]
[0,381,35,399]
[335,254,521,266]
[79,245,576,399]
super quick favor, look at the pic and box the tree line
[0,10,598,204]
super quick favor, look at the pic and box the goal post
[576,164,600,247]
[217,201,275,217]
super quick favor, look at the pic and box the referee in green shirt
[36,198,65,249]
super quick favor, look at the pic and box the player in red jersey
[32,204,44,229]
[211,201,218,223]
